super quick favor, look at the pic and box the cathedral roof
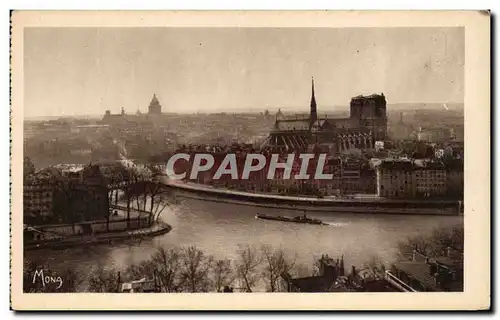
[274,119,310,131]
[310,119,333,132]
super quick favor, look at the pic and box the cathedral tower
[310,78,317,126]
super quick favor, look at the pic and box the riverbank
[24,221,172,251]
[163,179,463,216]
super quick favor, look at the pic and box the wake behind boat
[255,213,326,225]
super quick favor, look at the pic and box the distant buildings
[102,94,164,126]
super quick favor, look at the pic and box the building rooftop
[335,128,372,135]
[52,164,85,173]
[274,119,310,132]
[120,278,156,293]
[288,275,332,292]
[358,279,400,292]
[149,94,161,108]
[393,260,439,291]
[377,159,414,171]
[352,93,386,100]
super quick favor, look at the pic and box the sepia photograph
[10,10,490,310]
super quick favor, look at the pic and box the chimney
[322,262,337,286]
[429,263,437,276]
[340,255,345,276]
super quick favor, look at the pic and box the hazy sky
[24,27,464,117]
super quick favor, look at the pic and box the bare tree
[260,245,295,292]
[124,184,133,228]
[128,171,148,212]
[87,266,120,292]
[102,163,130,206]
[178,245,213,292]
[147,183,175,224]
[450,225,464,250]
[429,225,464,252]
[311,256,322,276]
[397,224,464,260]
[362,255,386,280]
[295,263,312,278]
[150,247,182,292]
[212,259,234,292]
[124,259,157,281]
[397,234,436,259]
[235,245,262,292]
[23,156,35,180]
[124,166,173,225]
[147,183,164,211]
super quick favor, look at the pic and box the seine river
[25,195,463,288]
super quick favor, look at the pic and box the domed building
[101,94,165,126]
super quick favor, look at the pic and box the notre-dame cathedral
[261,79,388,154]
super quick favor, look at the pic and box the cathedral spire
[310,77,317,124]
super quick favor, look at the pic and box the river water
[25,195,463,288]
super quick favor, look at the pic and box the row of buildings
[282,246,463,292]
[165,147,463,199]
[375,158,463,198]
[23,163,111,226]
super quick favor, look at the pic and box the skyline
[24,27,464,118]
[23,101,465,121]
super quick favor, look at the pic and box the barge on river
[255,213,327,225]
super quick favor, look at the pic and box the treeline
[23,224,464,293]
[24,244,298,293]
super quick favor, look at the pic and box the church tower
[310,78,318,126]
